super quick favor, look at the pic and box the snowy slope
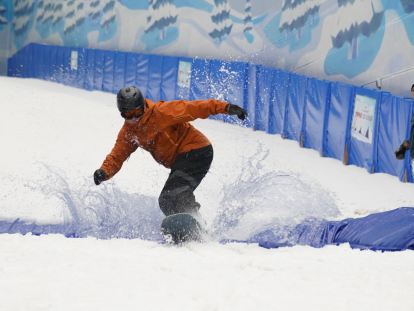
[0,77,413,310]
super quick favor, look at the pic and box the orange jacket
[100,98,229,180]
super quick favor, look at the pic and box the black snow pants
[158,145,213,217]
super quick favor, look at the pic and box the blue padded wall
[377,94,414,182]
[68,47,79,87]
[84,49,95,91]
[269,69,290,136]
[208,59,228,121]
[190,58,210,101]
[175,57,193,100]
[49,46,58,82]
[135,54,150,98]
[255,66,274,132]
[62,47,71,86]
[160,56,178,101]
[124,52,137,87]
[303,78,331,156]
[93,49,104,91]
[325,82,355,163]
[103,50,115,93]
[348,87,383,172]
[55,46,64,84]
[285,73,308,143]
[224,61,248,124]
[113,51,126,94]
[76,48,87,89]
[147,54,163,101]
[42,45,51,81]
[245,63,257,129]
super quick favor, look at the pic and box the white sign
[70,51,78,70]
[177,61,191,88]
[351,95,376,144]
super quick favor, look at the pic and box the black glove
[394,140,410,160]
[225,104,248,121]
[94,169,107,185]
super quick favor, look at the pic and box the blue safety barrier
[347,87,383,172]
[93,49,104,91]
[208,59,228,121]
[285,73,308,144]
[135,54,150,98]
[160,56,178,101]
[175,57,192,100]
[244,63,257,129]
[147,54,163,101]
[377,94,414,182]
[113,51,126,94]
[303,78,331,156]
[102,50,114,93]
[124,52,137,87]
[190,58,210,101]
[7,43,414,184]
[255,66,274,132]
[325,82,355,163]
[84,49,95,91]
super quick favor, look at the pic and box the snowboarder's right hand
[394,140,410,160]
[94,169,107,185]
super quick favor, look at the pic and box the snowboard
[161,213,203,244]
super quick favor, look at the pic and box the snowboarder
[93,86,247,221]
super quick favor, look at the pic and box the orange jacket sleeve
[100,126,138,180]
[154,99,229,128]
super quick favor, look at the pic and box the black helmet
[116,86,145,115]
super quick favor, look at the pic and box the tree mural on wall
[209,0,233,43]
[52,2,63,27]
[145,0,178,40]
[63,0,87,37]
[13,0,34,41]
[330,0,384,60]
[279,0,325,39]
[89,0,101,22]
[101,0,116,34]
[244,0,252,33]
[400,0,414,13]
[0,1,7,26]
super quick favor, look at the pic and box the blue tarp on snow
[1,207,413,251]
[377,94,414,182]
[303,78,331,156]
[325,82,355,163]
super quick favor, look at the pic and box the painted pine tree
[35,0,55,25]
[400,0,414,13]
[52,2,64,27]
[279,0,325,39]
[145,0,178,40]
[12,0,34,40]
[330,0,384,59]
[100,0,116,34]
[244,0,252,33]
[89,0,101,22]
[63,0,76,36]
[0,1,7,26]
[209,0,233,43]
[75,1,86,31]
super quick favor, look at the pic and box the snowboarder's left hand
[94,169,107,185]
[225,104,248,121]
[394,140,410,160]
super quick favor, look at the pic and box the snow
[0,77,414,310]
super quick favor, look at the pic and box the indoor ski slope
[0,77,413,311]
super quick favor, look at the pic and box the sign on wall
[351,95,377,144]
[70,51,78,70]
[177,61,191,88]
